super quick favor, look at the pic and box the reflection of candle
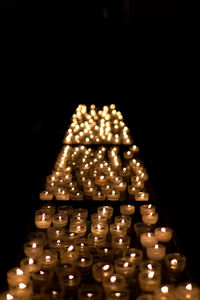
[146,244,166,261]
[154,227,173,243]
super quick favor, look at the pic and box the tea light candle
[115,181,127,192]
[39,250,58,269]
[115,215,131,229]
[59,271,81,291]
[123,248,143,265]
[165,253,186,273]
[97,244,115,262]
[60,244,79,263]
[35,210,52,229]
[58,205,73,217]
[70,191,84,201]
[85,186,97,197]
[146,244,166,261]
[142,212,158,225]
[7,267,30,288]
[92,262,114,282]
[154,227,173,243]
[175,283,200,300]
[140,232,158,248]
[91,213,108,224]
[24,240,43,258]
[140,260,162,274]
[98,206,113,219]
[110,224,127,238]
[154,285,175,300]
[135,192,149,201]
[77,284,102,300]
[107,189,120,201]
[72,208,88,219]
[134,222,152,237]
[47,226,67,240]
[123,150,133,159]
[69,224,87,237]
[120,204,135,216]
[8,282,33,298]
[39,190,53,201]
[102,274,126,292]
[76,254,93,275]
[52,213,68,227]
[32,268,54,290]
[20,257,40,274]
[95,175,107,186]
[93,191,106,201]
[55,189,70,200]
[91,223,108,237]
[140,204,156,215]
[112,236,130,251]
[114,258,136,278]
[139,270,161,292]
[119,167,130,178]
[40,204,56,215]
[127,185,137,196]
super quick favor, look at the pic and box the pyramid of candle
[63,104,133,145]
[1,104,200,300]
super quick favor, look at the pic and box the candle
[175,283,200,300]
[105,290,130,300]
[123,248,143,266]
[27,231,47,247]
[154,285,175,300]
[127,185,137,196]
[58,205,73,217]
[58,271,81,292]
[110,224,127,238]
[139,270,161,292]
[91,213,108,224]
[114,258,136,278]
[140,260,162,274]
[123,150,133,159]
[70,191,84,201]
[120,204,135,216]
[69,224,87,237]
[7,268,30,288]
[97,243,115,262]
[72,208,88,219]
[154,227,173,243]
[112,236,130,251]
[98,206,113,219]
[35,210,51,229]
[47,226,67,240]
[95,175,107,186]
[60,244,79,263]
[140,232,158,248]
[92,262,114,283]
[92,191,106,201]
[55,188,70,200]
[52,213,68,227]
[91,223,108,237]
[135,192,149,201]
[32,268,54,291]
[40,204,56,215]
[115,215,131,229]
[20,257,40,274]
[142,212,158,225]
[146,244,166,261]
[8,282,33,298]
[76,253,93,276]
[102,274,126,293]
[39,250,58,269]
[23,240,43,258]
[134,222,152,237]
[107,189,120,201]
[115,181,127,192]
[39,190,53,201]
[140,204,156,215]
[165,253,186,274]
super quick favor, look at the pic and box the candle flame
[147,264,153,270]
[171,258,178,266]
[29,258,34,265]
[6,294,14,300]
[81,258,86,263]
[186,283,192,291]
[19,283,27,289]
[114,292,122,297]
[87,293,93,298]
[97,224,102,230]
[103,264,110,271]
[110,275,117,283]
[148,271,155,279]
[161,286,169,294]
[124,262,129,268]
[161,227,166,232]
[16,269,23,275]
[69,274,74,280]
[32,242,37,248]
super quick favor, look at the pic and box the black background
[0,97,199,291]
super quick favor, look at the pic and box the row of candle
[40,145,149,202]
[2,202,199,300]
[63,104,133,145]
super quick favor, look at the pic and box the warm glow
[69,274,74,280]
[148,271,155,279]
[19,283,27,289]
[161,227,166,232]
[32,242,37,248]
[87,293,94,298]
[186,283,193,291]
[161,286,169,294]
[6,294,14,300]
[124,262,129,268]
[103,264,110,271]
[16,269,23,275]
[110,275,117,283]
[29,258,34,265]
